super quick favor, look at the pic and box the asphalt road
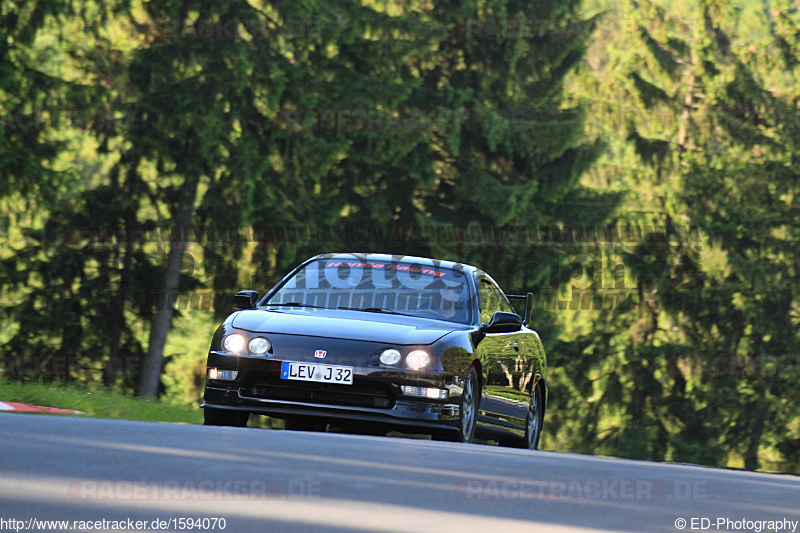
[0,414,798,533]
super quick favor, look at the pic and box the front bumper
[202,352,462,431]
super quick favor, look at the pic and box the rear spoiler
[506,292,533,326]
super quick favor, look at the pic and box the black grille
[242,374,394,409]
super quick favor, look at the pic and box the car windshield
[264,258,473,324]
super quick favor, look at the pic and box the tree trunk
[744,377,767,471]
[103,234,132,387]
[105,151,140,387]
[137,179,198,397]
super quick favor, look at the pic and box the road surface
[0,414,798,532]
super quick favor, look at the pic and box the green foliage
[1,0,799,472]
[560,0,800,472]
[160,311,218,406]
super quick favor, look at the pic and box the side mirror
[486,311,522,333]
[234,290,259,310]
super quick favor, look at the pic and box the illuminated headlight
[402,386,448,400]
[379,349,402,365]
[223,333,247,354]
[208,368,238,380]
[406,350,431,370]
[248,337,271,354]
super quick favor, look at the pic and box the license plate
[280,361,354,385]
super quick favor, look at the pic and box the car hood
[230,308,466,345]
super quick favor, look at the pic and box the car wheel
[284,416,328,432]
[434,366,479,443]
[203,407,249,427]
[522,385,544,450]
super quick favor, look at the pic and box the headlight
[406,350,431,370]
[248,337,271,354]
[223,333,247,353]
[379,349,402,365]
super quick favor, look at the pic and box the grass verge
[0,379,202,424]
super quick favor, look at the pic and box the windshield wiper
[337,306,412,316]
[265,302,325,309]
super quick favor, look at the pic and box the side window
[479,281,498,325]
[494,285,514,314]
[479,280,512,324]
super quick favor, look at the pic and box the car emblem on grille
[314,350,327,359]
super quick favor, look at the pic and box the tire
[284,416,328,432]
[434,366,479,443]
[203,407,249,427]
[522,385,544,450]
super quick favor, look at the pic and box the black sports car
[202,253,547,448]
